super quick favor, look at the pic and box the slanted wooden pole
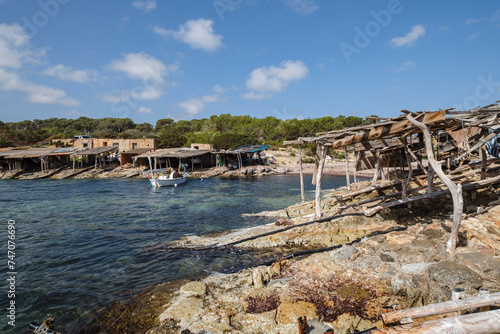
[427,164,435,193]
[344,146,351,191]
[312,144,321,185]
[407,114,463,253]
[315,144,327,218]
[353,150,359,183]
[372,150,381,186]
[402,137,413,199]
[298,144,305,203]
[481,147,487,180]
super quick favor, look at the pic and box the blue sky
[0,0,499,124]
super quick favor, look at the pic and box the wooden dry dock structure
[284,102,500,253]
[134,148,215,170]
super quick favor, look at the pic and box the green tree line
[0,114,366,149]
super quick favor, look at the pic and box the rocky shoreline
[81,179,500,334]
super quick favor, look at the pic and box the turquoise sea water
[0,175,349,333]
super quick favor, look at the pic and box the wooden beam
[407,114,463,253]
[454,130,499,163]
[298,145,305,203]
[481,147,487,180]
[331,110,446,149]
[364,173,500,216]
[375,309,500,333]
[315,144,327,218]
[381,292,500,326]
[344,146,351,192]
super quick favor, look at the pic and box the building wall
[190,143,213,150]
[57,138,158,152]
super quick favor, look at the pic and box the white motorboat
[147,169,188,188]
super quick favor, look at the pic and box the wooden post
[298,144,305,203]
[372,150,381,186]
[479,289,490,312]
[94,155,98,170]
[353,150,359,184]
[312,144,321,185]
[344,146,351,191]
[427,164,435,193]
[407,114,463,253]
[481,147,487,180]
[402,137,413,199]
[315,144,327,218]
[452,287,466,316]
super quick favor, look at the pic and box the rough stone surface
[276,301,317,325]
[401,262,434,275]
[179,281,207,297]
[428,261,484,290]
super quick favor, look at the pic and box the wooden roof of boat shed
[73,146,118,155]
[284,104,500,149]
[3,147,59,159]
[135,148,214,159]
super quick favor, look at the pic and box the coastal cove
[0,175,352,332]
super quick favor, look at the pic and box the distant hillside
[0,114,366,149]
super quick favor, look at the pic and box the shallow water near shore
[0,175,350,332]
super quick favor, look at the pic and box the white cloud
[0,23,30,69]
[154,19,223,52]
[281,0,318,15]
[465,17,486,24]
[177,94,218,116]
[394,61,414,72]
[0,68,81,106]
[242,91,271,100]
[389,24,426,48]
[137,106,153,114]
[0,23,80,106]
[43,64,99,83]
[468,31,481,40]
[132,0,156,12]
[243,60,308,99]
[101,85,164,103]
[59,110,90,118]
[107,52,173,84]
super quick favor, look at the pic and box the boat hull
[149,175,187,187]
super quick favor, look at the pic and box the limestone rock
[428,261,484,290]
[276,301,317,324]
[180,281,207,297]
[159,296,203,325]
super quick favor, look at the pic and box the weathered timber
[344,146,351,191]
[330,110,446,149]
[454,130,499,163]
[407,114,463,253]
[315,144,327,218]
[298,144,305,202]
[364,173,500,216]
[381,292,500,325]
[481,147,487,180]
[372,151,381,186]
[375,309,500,334]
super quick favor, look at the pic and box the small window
[132,143,138,149]
[83,143,88,148]
[103,142,107,147]
[193,146,199,149]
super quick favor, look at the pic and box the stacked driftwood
[284,102,500,253]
